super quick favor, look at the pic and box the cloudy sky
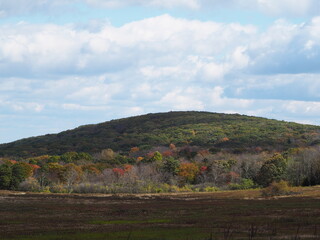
[1,0,320,143]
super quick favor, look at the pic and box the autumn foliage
[178,163,199,183]
[112,164,133,177]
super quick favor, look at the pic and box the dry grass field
[1,186,320,240]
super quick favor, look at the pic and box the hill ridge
[1,111,320,157]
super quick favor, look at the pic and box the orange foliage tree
[130,147,139,153]
[169,143,176,150]
[178,163,199,183]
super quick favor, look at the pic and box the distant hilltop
[1,111,320,157]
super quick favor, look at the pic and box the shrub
[19,177,41,192]
[228,178,255,190]
[72,183,108,194]
[261,180,291,197]
[49,184,68,193]
[204,186,219,192]
[168,185,179,192]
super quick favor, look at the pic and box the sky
[1,0,320,144]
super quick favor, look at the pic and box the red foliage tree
[162,150,174,157]
[124,164,133,172]
[113,168,125,177]
[200,166,208,172]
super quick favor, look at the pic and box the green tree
[257,153,287,187]
[61,152,78,163]
[47,155,60,163]
[151,151,163,162]
[162,157,180,175]
[142,151,163,163]
[60,152,92,163]
[0,164,12,189]
[77,152,93,162]
[10,163,33,190]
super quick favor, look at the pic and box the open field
[1,187,320,240]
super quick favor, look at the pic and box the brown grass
[0,186,320,239]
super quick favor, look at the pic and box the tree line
[1,144,320,193]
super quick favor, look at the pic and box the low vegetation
[1,187,320,240]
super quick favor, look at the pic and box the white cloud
[247,17,320,74]
[124,106,145,116]
[68,83,123,104]
[0,15,256,79]
[255,0,315,17]
[1,0,319,18]
[283,101,320,115]
[62,103,108,111]
[1,15,320,143]
[231,47,250,69]
[0,100,45,113]
[71,0,320,17]
[0,0,71,17]
[84,0,200,9]
[79,0,320,17]
[158,88,205,110]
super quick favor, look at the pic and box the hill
[1,111,320,157]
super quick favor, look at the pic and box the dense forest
[1,111,320,194]
[1,111,320,157]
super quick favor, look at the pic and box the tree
[130,147,139,154]
[178,163,199,183]
[152,151,163,162]
[0,164,12,189]
[46,163,65,184]
[61,152,78,163]
[169,143,176,150]
[77,152,93,161]
[162,157,180,175]
[142,151,163,163]
[10,162,33,190]
[286,147,320,186]
[100,149,115,162]
[257,153,287,187]
[63,163,83,190]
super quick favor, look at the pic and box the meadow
[1,187,320,240]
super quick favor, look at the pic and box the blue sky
[1,0,320,144]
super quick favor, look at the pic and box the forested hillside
[1,111,320,194]
[1,111,320,157]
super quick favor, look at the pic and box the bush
[191,183,219,192]
[204,186,219,192]
[261,180,291,197]
[18,177,41,192]
[49,184,68,193]
[73,183,108,194]
[228,178,255,190]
